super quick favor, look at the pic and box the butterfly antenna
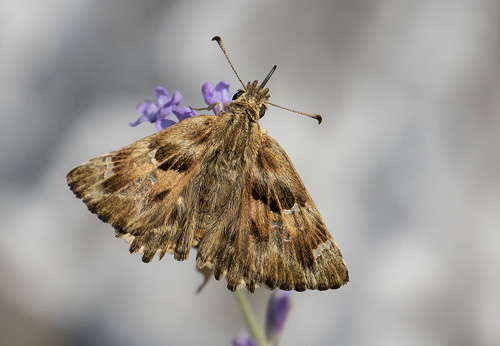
[259,65,277,89]
[266,101,323,124]
[212,36,245,88]
[213,36,322,124]
[260,65,321,124]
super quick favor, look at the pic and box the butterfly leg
[190,101,223,115]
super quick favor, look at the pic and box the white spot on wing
[119,233,135,245]
[154,248,164,258]
[201,262,214,270]
[284,202,300,214]
[147,174,157,184]
[104,156,115,178]
[313,240,332,258]
[318,240,331,250]
[148,150,158,165]
[271,221,283,229]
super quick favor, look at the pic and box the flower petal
[136,100,153,115]
[214,81,231,106]
[155,118,176,131]
[173,106,198,122]
[145,102,160,116]
[202,82,216,105]
[129,114,154,127]
[129,101,160,127]
[203,81,231,114]
[155,87,171,107]
[265,290,292,341]
[171,91,183,106]
[158,106,174,119]
[232,334,258,346]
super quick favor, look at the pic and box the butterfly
[66,36,349,292]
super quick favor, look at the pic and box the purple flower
[266,290,292,343]
[232,334,258,346]
[130,82,233,131]
[202,81,232,114]
[129,86,198,131]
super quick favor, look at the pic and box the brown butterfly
[66,36,349,292]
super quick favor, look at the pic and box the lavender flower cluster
[129,81,232,131]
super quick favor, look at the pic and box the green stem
[233,290,269,346]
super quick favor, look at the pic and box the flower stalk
[233,290,269,346]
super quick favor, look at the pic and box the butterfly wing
[68,114,348,292]
[196,134,349,292]
[67,115,216,262]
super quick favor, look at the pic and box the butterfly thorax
[193,83,269,236]
[206,79,269,173]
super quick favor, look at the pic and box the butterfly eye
[259,105,266,118]
[232,90,244,100]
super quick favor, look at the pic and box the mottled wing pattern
[67,115,215,262]
[196,134,349,292]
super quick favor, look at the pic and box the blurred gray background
[1,1,499,345]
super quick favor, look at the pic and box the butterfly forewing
[67,115,216,262]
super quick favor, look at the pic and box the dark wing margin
[66,115,215,262]
[197,134,349,292]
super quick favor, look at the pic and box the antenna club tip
[212,36,222,42]
[315,115,323,125]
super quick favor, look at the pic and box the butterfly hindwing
[196,134,349,292]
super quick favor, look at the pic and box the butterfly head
[228,80,270,121]
[226,64,276,121]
